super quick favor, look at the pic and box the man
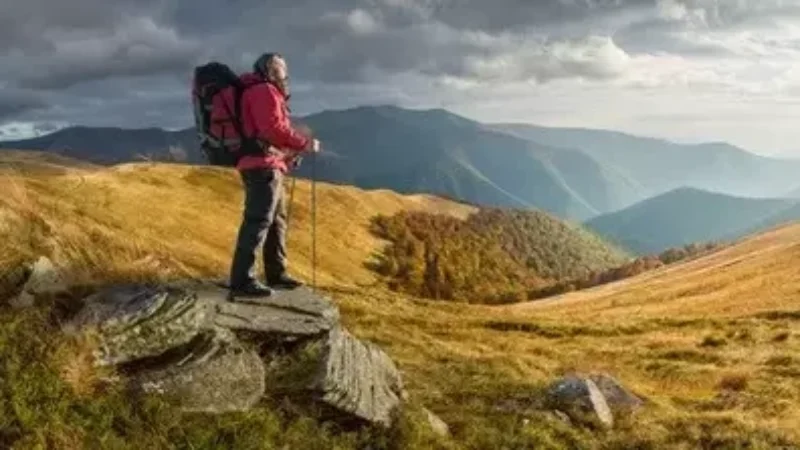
[228,53,321,298]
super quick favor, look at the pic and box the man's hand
[305,138,322,153]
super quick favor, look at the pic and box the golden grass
[1,154,799,447]
[510,222,800,321]
[0,155,474,288]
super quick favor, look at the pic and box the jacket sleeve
[248,84,310,151]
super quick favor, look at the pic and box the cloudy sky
[2,0,800,156]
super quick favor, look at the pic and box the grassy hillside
[370,209,627,303]
[586,187,800,254]
[0,150,474,291]
[1,155,799,449]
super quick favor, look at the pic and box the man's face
[269,57,288,83]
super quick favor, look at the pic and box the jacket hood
[239,72,288,99]
[239,72,265,86]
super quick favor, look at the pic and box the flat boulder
[65,284,209,366]
[202,285,339,337]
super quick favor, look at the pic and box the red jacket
[209,72,309,172]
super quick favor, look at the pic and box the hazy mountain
[747,202,800,235]
[585,187,800,254]
[787,186,800,198]
[0,126,199,164]
[5,106,798,221]
[290,106,644,219]
[493,123,800,201]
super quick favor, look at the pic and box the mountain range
[0,126,198,165]
[3,105,800,227]
[492,123,800,200]
[585,187,800,254]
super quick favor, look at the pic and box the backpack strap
[223,82,274,157]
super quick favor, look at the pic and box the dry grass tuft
[51,330,107,398]
[717,372,750,392]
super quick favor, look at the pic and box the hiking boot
[267,273,303,290]
[229,280,273,298]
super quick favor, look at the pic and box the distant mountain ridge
[492,123,800,200]
[4,105,800,221]
[585,187,800,254]
[290,105,644,220]
[0,126,198,164]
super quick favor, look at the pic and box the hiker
[227,53,321,297]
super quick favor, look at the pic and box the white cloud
[0,121,69,140]
[346,9,380,35]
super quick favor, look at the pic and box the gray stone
[589,374,644,411]
[204,286,339,337]
[311,326,405,427]
[64,280,408,427]
[9,256,66,308]
[423,408,450,437]
[65,284,209,366]
[547,375,614,428]
[136,332,265,413]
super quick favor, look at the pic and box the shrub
[369,209,625,303]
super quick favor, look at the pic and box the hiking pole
[285,174,297,246]
[311,152,317,292]
[285,155,302,241]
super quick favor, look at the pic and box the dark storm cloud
[2,0,800,133]
[13,18,203,90]
[0,89,46,120]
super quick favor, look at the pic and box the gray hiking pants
[229,168,288,288]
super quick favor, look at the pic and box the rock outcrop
[66,284,210,366]
[7,256,67,308]
[546,373,643,428]
[135,331,266,413]
[311,326,406,426]
[64,282,405,427]
[207,287,339,337]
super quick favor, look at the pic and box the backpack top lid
[193,62,242,94]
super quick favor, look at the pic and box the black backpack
[191,62,260,167]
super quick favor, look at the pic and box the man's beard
[273,77,290,99]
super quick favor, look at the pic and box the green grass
[0,303,450,450]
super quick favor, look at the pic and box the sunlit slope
[0,153,475,287]
[513,222,800,321]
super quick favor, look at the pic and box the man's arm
[248,84,310,151]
